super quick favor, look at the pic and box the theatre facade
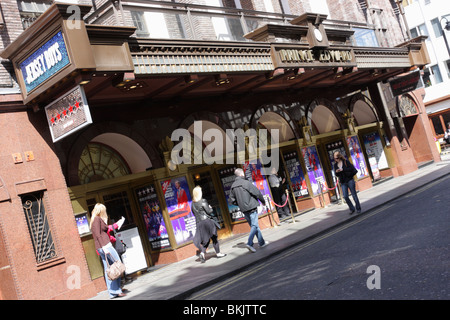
[0,3,438,298]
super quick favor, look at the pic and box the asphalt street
[186,175,450,300]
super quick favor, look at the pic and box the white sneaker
[260,241,269,248]
[246,244,256,253]
[216,253,227,258]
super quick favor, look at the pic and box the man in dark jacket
[229,168,269,252]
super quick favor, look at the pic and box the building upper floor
[0,0,414,93]
[402,0,450,103]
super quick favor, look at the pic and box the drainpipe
[396,0,412,40]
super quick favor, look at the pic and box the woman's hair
[192,186,202,202]
[90,203,108,228]
[333,151,345,161]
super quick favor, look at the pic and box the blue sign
[19,31,70,93]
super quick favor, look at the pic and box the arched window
[78,143,130,184]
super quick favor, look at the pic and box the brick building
[0,0,437,299]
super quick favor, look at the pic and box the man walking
[229,168,269,252]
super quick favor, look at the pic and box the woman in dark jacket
[333,151,362,214]
[191,186,226,263]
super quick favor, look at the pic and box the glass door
[87,188,151,272]
[191,169,231,238]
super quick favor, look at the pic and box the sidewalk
[89,159,450,300]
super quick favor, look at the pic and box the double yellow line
[189,175,448,299]
[189,203,394,300]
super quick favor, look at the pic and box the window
[78,143,131,184]
[279,0,291,14]
[263,0,275,13]
[17,0,52,29]
[22,191,57,263]
[310,0,331,17]
[431,65,443,84]
[353,27,379,47]
[431,18,443,38]
[410,23,428,38]
[431,116,444,135]
[445,59,450,79]
[131,11,149,37]
[422,68,432,87]
[422,64,444,87]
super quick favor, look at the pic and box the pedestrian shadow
[232,242,248,249]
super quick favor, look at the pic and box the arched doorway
[306,99,343,135]
[398,94,430,164]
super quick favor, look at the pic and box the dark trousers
[201,235,220,254]
[275,192,290,218]
[341,179,361,212]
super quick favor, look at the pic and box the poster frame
[158,175,196,248]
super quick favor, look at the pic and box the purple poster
[282,150,309,199]
[242,159,274,215]
[301,146,327,196]
[218,166,244,223]
[136,184,170,250]
[346,136,369,179]
[160,176,196,245]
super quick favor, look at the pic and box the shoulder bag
[105,252,126,281]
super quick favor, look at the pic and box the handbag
[105,252,126,281]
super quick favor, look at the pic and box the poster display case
[160,176,196,246]
[135,184,171,250]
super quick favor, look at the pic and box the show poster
[362,132,389,172]
[135,184,170,250]
[242,159,273,215]
[75,213,90,235]
[218,166,244,222]
[160,176,196,245]
[346,136,369,179]
[282,150,309,199]
[301,146,327,196]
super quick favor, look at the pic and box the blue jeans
[341,179,361,212]
[98,246,123,298]
[244,210,265,247]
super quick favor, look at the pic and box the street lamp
[440,17,450,57]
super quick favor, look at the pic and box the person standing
[191,186,226,263]
[444,122,450,144]
[333,151,361,214]
[229,168,269,253]
[90,203,127,299]
[268,167,290,220]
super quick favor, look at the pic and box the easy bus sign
[19,31,70,93]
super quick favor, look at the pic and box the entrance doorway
[86,189,135,231]
[84,187,151,278]
[190,169,231,238]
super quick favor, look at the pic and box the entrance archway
[251,104,300,142]
[305,99,344,135]
[67,122,159,186]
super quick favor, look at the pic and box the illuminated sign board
[19,31,70,93]
[44,85,92,143]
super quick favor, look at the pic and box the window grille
[21,191,57,263]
